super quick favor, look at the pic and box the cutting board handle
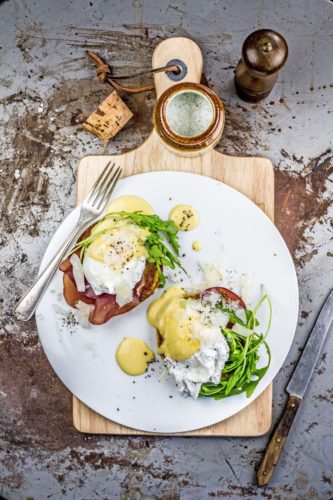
[152,37,203,98]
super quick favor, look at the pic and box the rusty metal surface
[0,0,332,498]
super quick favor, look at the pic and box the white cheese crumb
[233,323,254,337]
[115,282,133,307]
[240,274,252,304]
[75,301,94,328]
[199,261,223,286]
[164,267,183,283]
[70,254,86,292]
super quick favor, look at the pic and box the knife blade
[287,288,333,398]
[257,289,333,486]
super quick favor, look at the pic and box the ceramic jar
[154,82,225,157]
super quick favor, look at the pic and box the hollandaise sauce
[147,286,201,361]
[116,337,155,376]
[169,204,199,231]
[192,241,202,251]
[106,195,154,215]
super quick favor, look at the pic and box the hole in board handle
[165,59,188,81]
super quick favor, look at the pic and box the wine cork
[83,90,133,143]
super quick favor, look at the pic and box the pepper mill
[234,29,288,102]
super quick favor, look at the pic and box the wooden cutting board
[73,37,273,436]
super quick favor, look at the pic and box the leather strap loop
[96,64,110,80]
[85,50,179,93]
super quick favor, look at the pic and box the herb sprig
[199,293,272,399]
[69,211,186,288]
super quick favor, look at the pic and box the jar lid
[242,29,288,76]
[154,82,225,153]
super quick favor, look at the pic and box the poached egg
[82,195,153,307]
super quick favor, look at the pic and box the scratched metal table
[1,0,332,498]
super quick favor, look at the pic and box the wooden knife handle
[257,394,302,486]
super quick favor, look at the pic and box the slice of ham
[60,258,158,325]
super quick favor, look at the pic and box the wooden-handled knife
[257,289,333,486]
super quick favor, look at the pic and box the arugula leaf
[199,293,272,400]
[216,306,259,327]
[218,306,246,326]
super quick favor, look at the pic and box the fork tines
[87,161,122,210]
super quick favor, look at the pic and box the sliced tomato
[200,286,246,309]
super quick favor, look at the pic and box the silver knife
[257,289,333,486]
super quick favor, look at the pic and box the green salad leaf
[69,211,186,288]
[199,292,272,399]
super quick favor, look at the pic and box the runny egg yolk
[147,286,201,361]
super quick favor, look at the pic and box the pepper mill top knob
[242,29,288,76]
[235,29,288,102]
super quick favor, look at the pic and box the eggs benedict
[147,286,241,397]
[148,285,271,400]
[59,196,185,325]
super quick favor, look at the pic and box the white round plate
[36,171,298,433]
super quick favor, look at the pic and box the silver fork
[14,161,122,321]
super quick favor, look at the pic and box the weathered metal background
[1,0,332,498]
